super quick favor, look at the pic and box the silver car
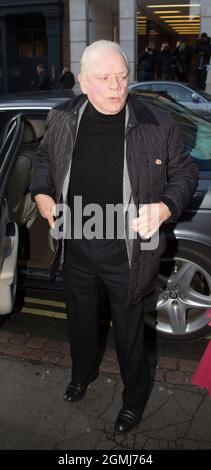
[0,91,211,341]
[129,81,211,121]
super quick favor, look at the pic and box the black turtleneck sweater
[68,101,125,237]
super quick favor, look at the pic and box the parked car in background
[129,81,211,121]
[0,91,211,341]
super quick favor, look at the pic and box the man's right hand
[34,194,56,228]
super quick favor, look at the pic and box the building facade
[68,0,211,92]
[69,0,136,82]
[0,0,211,93]
[0,0,63,93]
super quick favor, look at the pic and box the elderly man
[31,40,198,433]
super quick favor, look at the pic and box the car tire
[144,240,211,341]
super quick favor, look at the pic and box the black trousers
[63,238,150,410]
[195,66,207,90]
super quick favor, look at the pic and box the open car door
[0,114,24,314]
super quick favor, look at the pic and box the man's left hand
[131,202,171,239]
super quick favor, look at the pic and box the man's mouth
[108,97,120,101]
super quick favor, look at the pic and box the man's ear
[78,73,87,94]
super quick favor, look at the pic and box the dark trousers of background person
[169,65,189,82]
[63,238,150,411]
[140,71,154,81]
[195,66,208,90]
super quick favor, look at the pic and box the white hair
[79,40,129,75]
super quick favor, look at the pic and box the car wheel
[144,241,211,341]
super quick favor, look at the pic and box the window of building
[136,1,201,81]
[16,15,47,58]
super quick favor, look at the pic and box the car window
[0,118,18,170]
[139,95,211,171]
[151,83,193,103]
[132,83,153,92]
[132,83,153,93]
[0,111,19,147]
[176,113,211,166]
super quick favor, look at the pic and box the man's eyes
[99,76,128,80]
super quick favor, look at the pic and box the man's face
[163,42,169,50]
[78,49,129,115]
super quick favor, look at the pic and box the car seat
[7,120,39,227]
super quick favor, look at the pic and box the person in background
[31,40,198,434]
[59,65,75,92]
[159,42,172,80]
[138,43,157,81]
[36,64,51,90]
[170,38,193,82]
[194,32,211,90]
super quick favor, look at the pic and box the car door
[0,114,24,314]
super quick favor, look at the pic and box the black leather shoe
[64,382,88,402]
[64,372,99,402]
[114,407,143,433]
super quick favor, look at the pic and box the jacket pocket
[142,151,167,200]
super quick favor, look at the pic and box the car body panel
[129,81,211,121]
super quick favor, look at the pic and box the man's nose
[109,76,120,90]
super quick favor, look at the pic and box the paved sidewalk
[0,330,211,450]
[0,328,201,383]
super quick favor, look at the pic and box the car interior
[7,118,54,274]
